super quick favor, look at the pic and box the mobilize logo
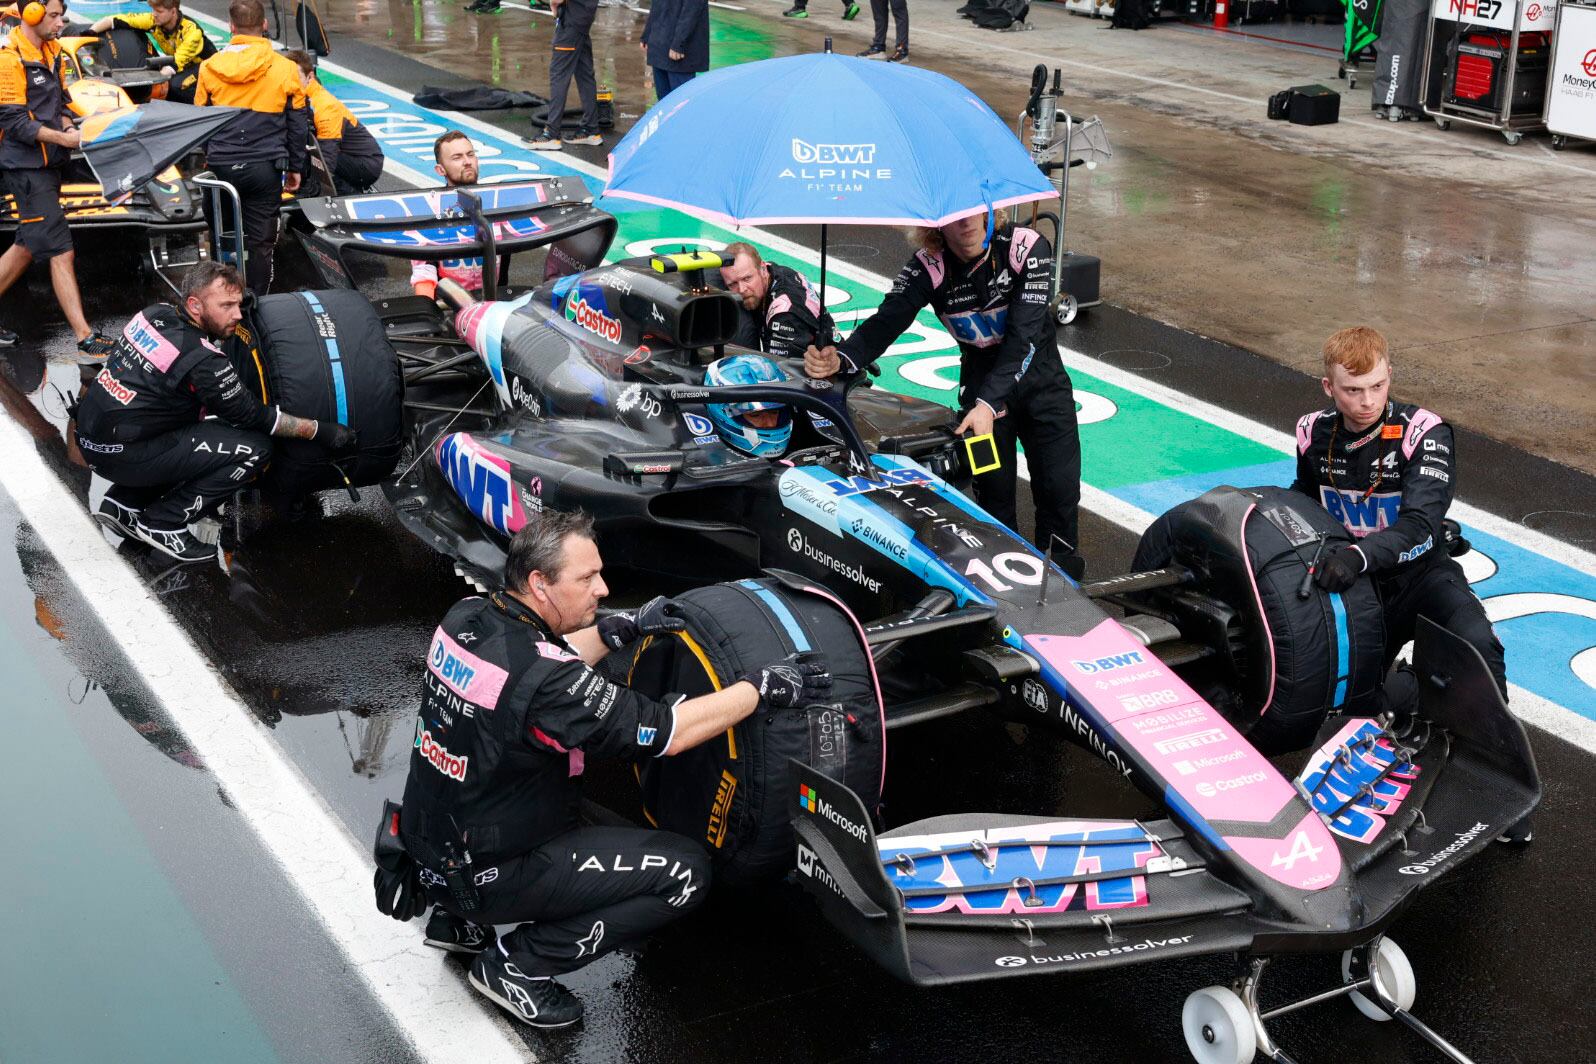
[1399,822,1490,875]
[791,139,877,164]
[993,935,1195,968]
[798,783,869,842]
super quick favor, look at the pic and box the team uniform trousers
[971,366,1081,568]
[546,0,599,135]
[81,421,271,527]
[869,0,908,49]
[202,160,282,297]
[1378,555,1506,698]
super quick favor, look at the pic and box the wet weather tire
[1183,986,1256,1064]
[1342,938,1417,1021]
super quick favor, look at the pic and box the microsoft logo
[798,783,818,812]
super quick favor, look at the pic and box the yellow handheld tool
[963,432,1001,475]
[650,251,725,274]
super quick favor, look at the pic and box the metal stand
[191,171,246,270]
[1544,1,1596,150]
[1182,938,1479,1064]
[1420,0,1554,145]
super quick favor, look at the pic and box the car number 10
[964,552,1044,592]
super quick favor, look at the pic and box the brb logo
[791,139,877,164]
[437,433,526,535]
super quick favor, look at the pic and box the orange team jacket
[0,27,75,170]
[195,35,308,174]
[305,77,383,177]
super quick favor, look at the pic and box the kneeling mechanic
[73,262,357,562]
[385,509,831,1028]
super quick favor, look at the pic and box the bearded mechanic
[804,210,1084,578]
[1292,327,1516,717]
[411,130,485,299]
[73,262,357,562]
[383,510,831,1028]
[719,241,835,361]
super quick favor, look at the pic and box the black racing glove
[313,420,360,453]
[372,800,428,921]
[596,595,687,651]
[741,651,832,708]
[1315,545,1366,593]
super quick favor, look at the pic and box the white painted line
[0,417,530,1063]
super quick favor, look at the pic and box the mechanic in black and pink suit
[719,241,835,361]
[391,510,831,1028]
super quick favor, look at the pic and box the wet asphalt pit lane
[1521,510,1596,549]
[1094,347,1175,372]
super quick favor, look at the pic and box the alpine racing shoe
[469,947,583,1028]
[93,495,141,540]
[131,520,216,564]
[424,908,494,954]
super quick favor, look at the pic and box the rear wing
[295,177,617,296]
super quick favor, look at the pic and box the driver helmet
[703,353,792,458]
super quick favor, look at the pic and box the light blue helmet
[703,353,792,458]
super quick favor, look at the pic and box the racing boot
[93,494,141,541]
[74,333,117,366]
[469,946,584,1028]
[0,325,17,347]
[782,4,809,15]
[131,520,216,564]
[424,908,494,954]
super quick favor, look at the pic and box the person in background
[194,0,308,296]
[90,0,215,104]
[411,130,483,299]
[284,50,385,196]
[0,0,116,360]
[639,0,707,102]
[782,0,860,20]
[527,0,601,150]
[856,0,908,63]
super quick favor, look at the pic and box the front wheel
[1342,937,1417,1021]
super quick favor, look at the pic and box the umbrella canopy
[605,52,1057,229]
[80,101,246,201]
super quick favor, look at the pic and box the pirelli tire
[244,290,404,499]
[1132,485,1386,754]
[627,574,886,889]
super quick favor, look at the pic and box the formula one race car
[0,14,206,286]
[273,179,1539,1064]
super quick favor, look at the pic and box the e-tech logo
[1071,650,1145,674]
[414,721,469,782]
[825,467,931,497]
[791,139,877,165]
[798,784,869,842]
[566,295,623,343]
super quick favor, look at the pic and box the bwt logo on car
[414,722,469,782]
[791,138,877,165]
[437,433,521,534]
[1071,650,1145,674]
[826,467,931,497]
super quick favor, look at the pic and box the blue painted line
[300,293,348,425]
[1329,592,1350,708]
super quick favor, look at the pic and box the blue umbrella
[605,49,1057,291]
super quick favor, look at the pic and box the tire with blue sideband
[245,290,404,498]
[1132,485,1385,754]
[627,576,885,888]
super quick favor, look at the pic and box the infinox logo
[798,783,868,842]
[566,294,622,343]
[791,139,877,164]
[414,721,469,782]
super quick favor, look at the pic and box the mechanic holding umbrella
[376,510,831,1028]
[73,261,358,563]
[89,0,216,105]
[194,0,308,296]
[0,0,117,360]
[804,208,1085,579]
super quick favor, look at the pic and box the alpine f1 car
[269,178,1539,1064]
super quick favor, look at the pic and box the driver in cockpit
[703,353,792,458]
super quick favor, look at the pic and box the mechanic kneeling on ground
[0,0,116,360]
[73,262,357,563]
[384,510,830,1028]
[90,0,215,105]
[195,0,308,296]
[285,50,384,196]
[720,241,834,362]
[804,209,1085,578]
